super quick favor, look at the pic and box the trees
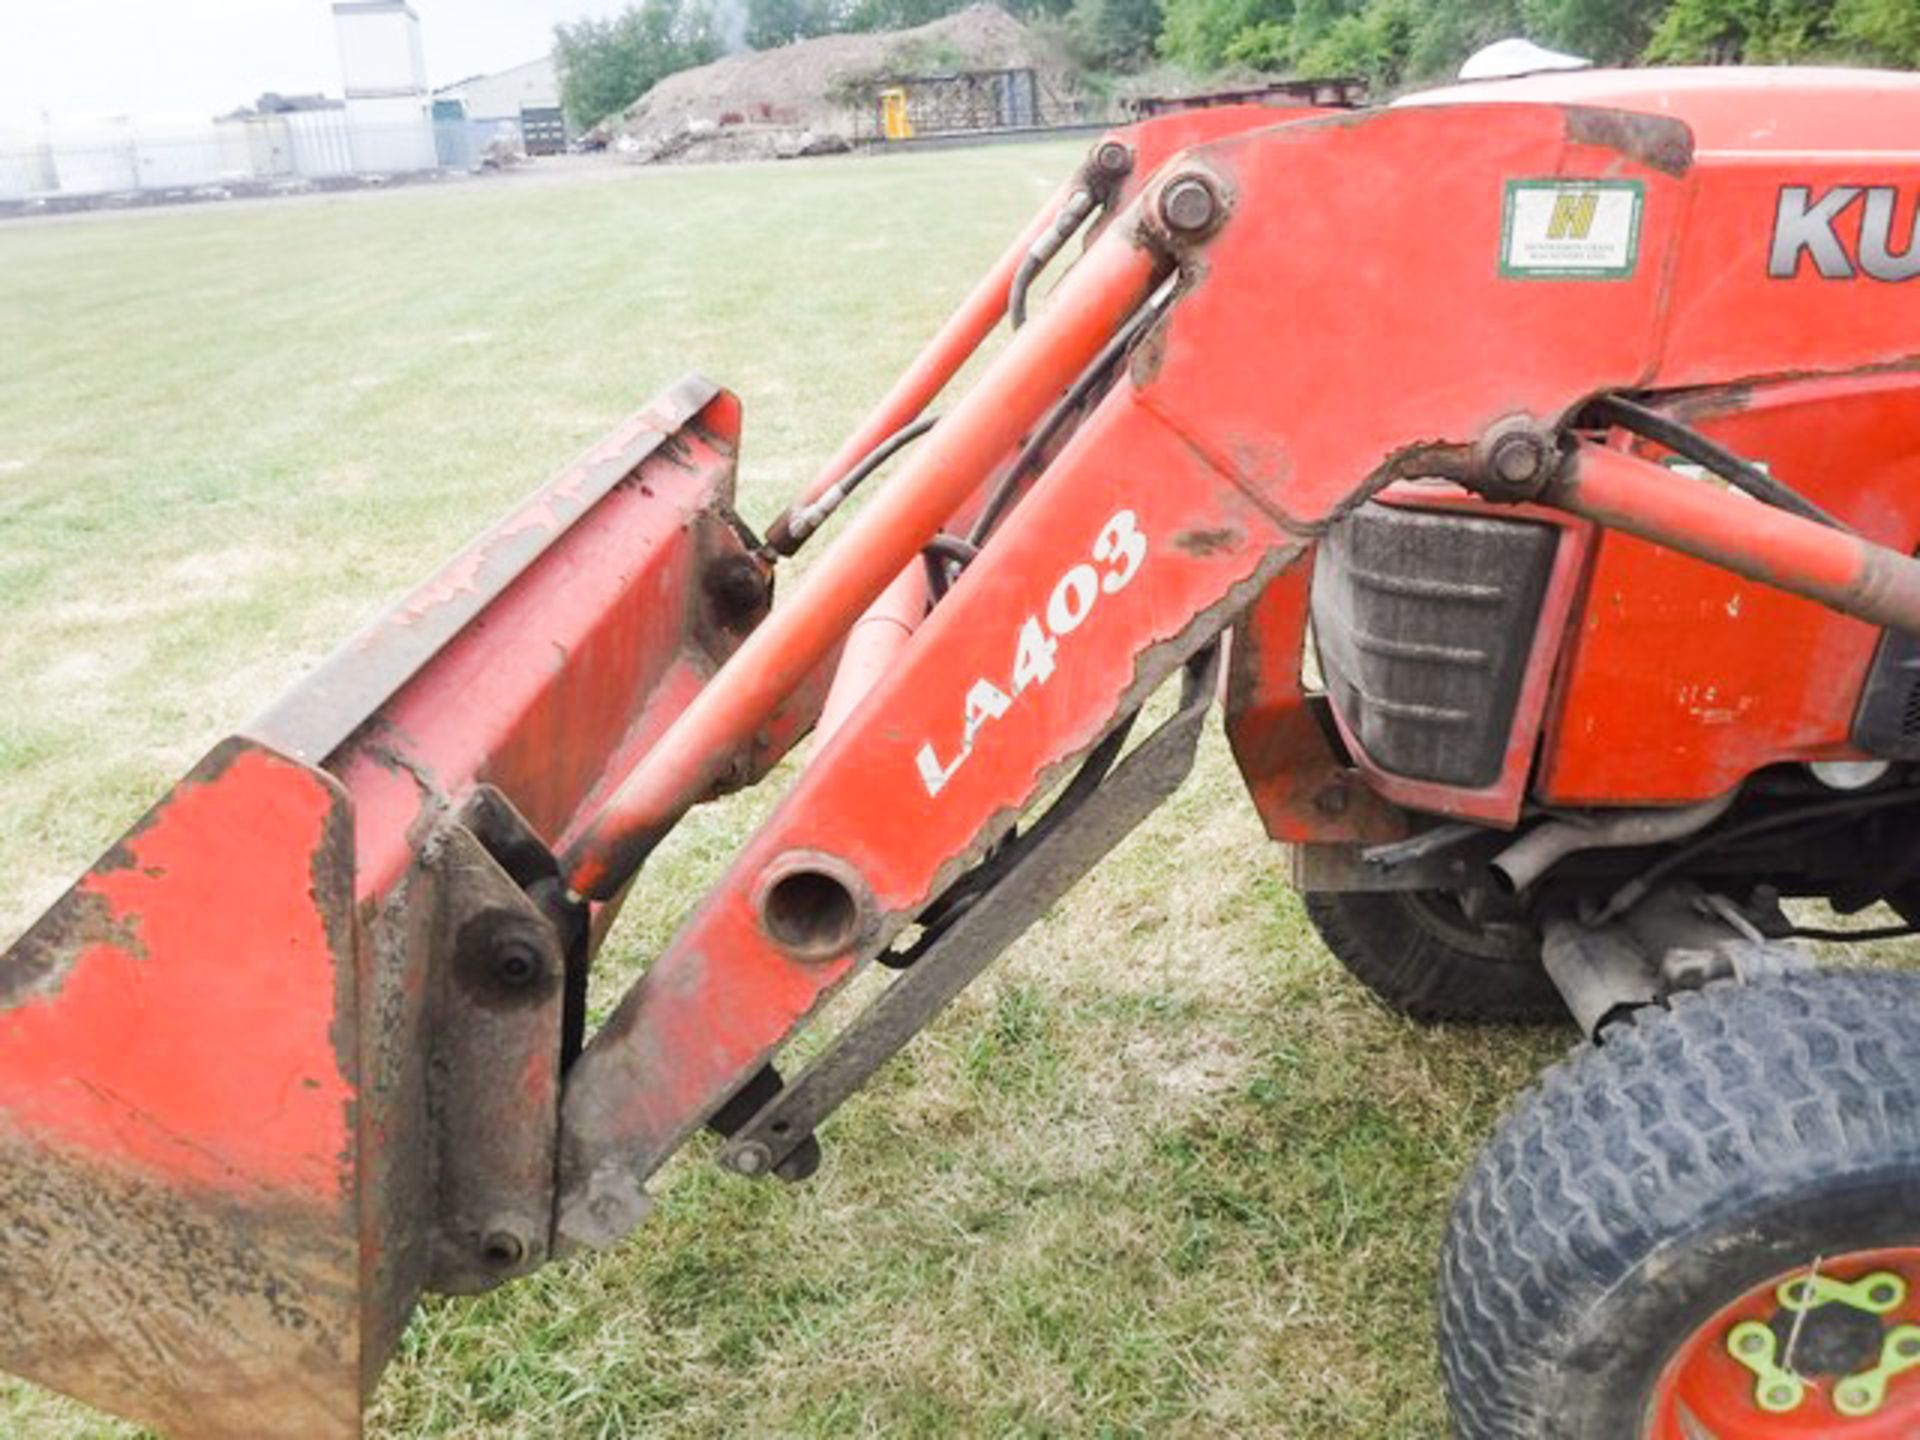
[550,0,1920,136]
[748,0,844,48]
[553,0,724,129]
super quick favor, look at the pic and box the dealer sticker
[1501,180,1643,279]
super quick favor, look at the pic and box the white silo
[332,0,436,173]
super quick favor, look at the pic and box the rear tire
[1438,970,1920,1439]
[1303,889,1562,1023]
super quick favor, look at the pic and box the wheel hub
[1764,1291,1887,1376]
[1648,1248,1920,1437]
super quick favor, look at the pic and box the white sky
[0,1,623,124]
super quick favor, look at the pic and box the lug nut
[1160,174,1221,236]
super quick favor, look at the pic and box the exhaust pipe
[1491,789,1738,895]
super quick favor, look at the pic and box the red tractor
[4,65,1920,1439]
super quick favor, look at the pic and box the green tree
[553,0,724,129]
[1158,0,1290,67]
[1070,0,1167,66]
[1295,0,1419,82]
[1644,0,1832,63]
[1521,0,1657,61]
[1833,0,1920,64]
[748,0,843,47]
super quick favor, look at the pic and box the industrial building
[0,0,464,207]
[435,57,568,157]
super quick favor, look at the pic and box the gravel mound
[614,5,1071,162]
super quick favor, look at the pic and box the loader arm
[6,85,1920,1439]
[551,97,1920,1242]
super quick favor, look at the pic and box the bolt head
[1737,1331,1768,1355]
[1314,784,1350,816]
[1093,140,1131,176]
[1490,432,1547,485]
[1160,174,1220,236]
[494,938,544,989]
[730,1141,772,1176]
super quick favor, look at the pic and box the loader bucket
[0,376,789,1439]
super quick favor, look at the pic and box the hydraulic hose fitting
[1010,186,1099,329]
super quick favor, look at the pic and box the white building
[435,57,567,155]
[333,0,436,173]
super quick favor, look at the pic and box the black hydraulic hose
[1008,250,1045,331]
[1585,393,1849,531]
[1009,187,1098,330]
[969,278,1178,548]
[1597,786,1920,921]
[922,532,979,602]
[765,413,938,557]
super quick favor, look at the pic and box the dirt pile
[614,4,1071,163]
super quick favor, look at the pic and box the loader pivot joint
[1159,172,1224,239]
[1468,419,1564,503]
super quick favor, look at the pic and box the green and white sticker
[1501,179,1643,279]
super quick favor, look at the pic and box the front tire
[1438,970,1920,1438]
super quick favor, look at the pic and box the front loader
[5,67,1920,1439]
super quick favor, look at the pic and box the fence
[0,111,450,204]
[850,68,1080,143]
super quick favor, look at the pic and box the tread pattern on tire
[1304,890,1563,1024]
[1438,970,1920,1439]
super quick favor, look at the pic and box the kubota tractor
[5,64,1920,1440]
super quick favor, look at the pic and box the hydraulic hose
[1009,187,1098,330]
[969,275,1179,547]
[764,414,937,557]
[1584,393,1847,531]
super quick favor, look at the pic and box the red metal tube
[813,562,929,750]
[762,178,1072,554]
[562,221,1164,897]
[1555,441,1920,633]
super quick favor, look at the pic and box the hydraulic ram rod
[1551,442,1920,636]
[561,220,1165,897]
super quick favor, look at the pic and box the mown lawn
[0,145,1567,1438]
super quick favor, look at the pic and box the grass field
[0,147,1574,1438]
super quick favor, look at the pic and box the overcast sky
[0,1,622,123]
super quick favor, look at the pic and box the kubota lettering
[1769,185,1920,281]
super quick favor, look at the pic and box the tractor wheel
[1439,970,1920,1440]
[1303,889,1562,1023]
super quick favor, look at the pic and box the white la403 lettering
[916,509,1146,797]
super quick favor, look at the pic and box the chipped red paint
[0,743,353,1198]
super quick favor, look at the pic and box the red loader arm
[4,83,1920,1437]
